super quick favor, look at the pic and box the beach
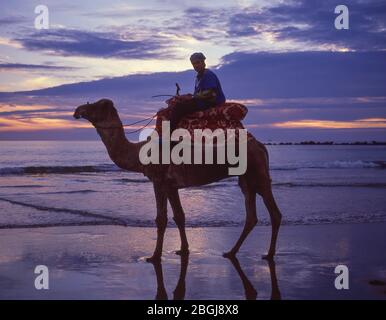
[0,141,385,299]
[0,223,385,300]
[1,0,386,303]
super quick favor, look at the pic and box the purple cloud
[226,0,386,51]
[16,29,177,59]
[0,63,77,71]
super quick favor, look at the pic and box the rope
[123,114,157,134]
[122,113,157,127]
[94,113,158,134]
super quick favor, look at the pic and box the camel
[73,98,282,262]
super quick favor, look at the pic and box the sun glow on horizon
[0,116,90,131]
[271,118,386,129]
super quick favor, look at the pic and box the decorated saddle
[155,95,249,138]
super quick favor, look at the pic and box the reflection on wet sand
[226,256,257,300]
[150,254,189,300]
[149,255,281,300]
[267,259,281,300]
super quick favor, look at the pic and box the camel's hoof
[146,255,161,263]
[223,251,237,259]
[262,254,274,261]
[175,249,189,256]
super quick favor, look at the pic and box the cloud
[143,1,386,52]
[0,103,54,113]
[0,115,89,131]
[15,29,178,59]
[156,7,229,43]
[0,16,26,25]
[0,63,76,71]
[233,96,386,111]
[2,50,385,100]
[226,0,386,51]
[0,36,22,48]
[218,51,386,98]
[1,50,385,141]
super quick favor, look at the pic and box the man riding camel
[169,52,226,132]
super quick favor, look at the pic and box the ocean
[0,141,385,229]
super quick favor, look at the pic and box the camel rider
[169,52,226,132]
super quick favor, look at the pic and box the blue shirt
[194,69,226,108]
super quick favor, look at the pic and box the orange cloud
[0,116,90,131]
[0,104,55,113]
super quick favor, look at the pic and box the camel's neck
[95,125,143,173]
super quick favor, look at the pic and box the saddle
[155,95,249,138]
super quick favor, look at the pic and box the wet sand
[0,223,385,299]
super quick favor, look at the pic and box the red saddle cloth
[155,96,248,137]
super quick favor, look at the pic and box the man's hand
[175,94,193,102]
[194,89,217,103]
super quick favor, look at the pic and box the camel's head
[73,99,121,127]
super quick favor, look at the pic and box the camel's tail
[259,141,271,181]
[249,137,272,193]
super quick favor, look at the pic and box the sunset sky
[0,0,385,141]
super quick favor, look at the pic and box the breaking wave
[0,160,384,177]
[0,164,120,175]
[271,160,386,170]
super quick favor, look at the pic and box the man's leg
[169,99,198,132]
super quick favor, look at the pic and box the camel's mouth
[73,107,86,119]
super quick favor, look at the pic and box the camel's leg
[167,188,189,255]
[261,188,282,260]
[224,186,257,257]
[147,183,168,262]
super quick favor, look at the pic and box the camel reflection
[226,256,257,300]
[150,254,189,300]
[149,255,281,300]
[266,259,281,300]
[225,256,281,300]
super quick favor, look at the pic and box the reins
[94,83,181,134]
[95,113,157,134]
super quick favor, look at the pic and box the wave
[272,182,386,188]
[0,197,126,226]
[1,213,385,230]
[309,160,386,169]
[0,185,45,188]
[114,178,149,184]
[38,189,98,195]
[0,160,384,176]
[0,164,120,175]
[271,160,386,170]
